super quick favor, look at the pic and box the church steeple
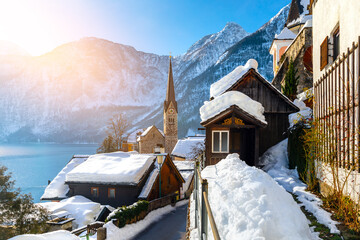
[163,56,178,154]
[164,57,177,112]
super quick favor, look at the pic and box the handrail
[193,151,221,240]
[202,191,221,240]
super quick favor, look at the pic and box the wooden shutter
[320,37,328,70]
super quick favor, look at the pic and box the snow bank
[41,156,89,200]
[260,140,339,234]
[38,195,101,228]
[104,200,189,240]
[289,99,312,127]
[9,230,80,240]
[172,137,204,160]
[200,91,266,124]
[197,154,312,240]
[210,59,258,98]
[275,27,297,40]
[66,152,155,185]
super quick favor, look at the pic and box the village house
[171,136,205,161]
[270,0,313,95]
[63,152,184,207]
[311,0,360,203]
[137,125,165,154]
[200,59,299,167]
[124,128,143,152]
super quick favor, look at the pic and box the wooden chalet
[202,63,299,167]
[65,152,183,207]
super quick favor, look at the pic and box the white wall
[313,0,360,82]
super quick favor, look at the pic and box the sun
[0,0,67,56]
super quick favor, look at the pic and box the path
[130,201,188,240]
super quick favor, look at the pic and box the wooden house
[64,152,183,207]
[201,59,299,167]
[138,154,184,201]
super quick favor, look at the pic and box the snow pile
[210,59,258,98]
[66,152,155,185]
[104,200,188,240]
[297,87,313,102]
[194,154,312,240]
[275,27,297,40]
[260,140,340,234]
[41,155,89,200]
[171,136,205,160]
[38,195,101,228]
[289,99,312,127]
[138,168,159,199]
[200,91,266,124]
[9,230,80,240]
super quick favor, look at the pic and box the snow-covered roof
[38,195,101,229]
[138,168,159,199]
[127,128,143,143]
[171,137,205,160]
[41,155,89,200]
[200,91,267,125]
[274,27,296,40]
[210,59,258,98]
[66,152,155,185]
[173,160,195,171]
[286,0,311,28]
[139,125,164,140]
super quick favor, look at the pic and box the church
[135,57,179,154]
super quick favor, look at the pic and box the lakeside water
[0,143,98,203]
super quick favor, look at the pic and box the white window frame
[212,130,229,153]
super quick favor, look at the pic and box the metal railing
[193,152,220,240]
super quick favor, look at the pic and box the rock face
[0,5,290,143]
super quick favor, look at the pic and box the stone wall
[139,127,165,154]
[272,27,313,94]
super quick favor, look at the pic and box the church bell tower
[164,56,178,154]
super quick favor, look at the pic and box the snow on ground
[38,195,101,229]
[210,59,258,98]
[9,230,80,240]
[66,152,155,185]
[190,154,312,240]
[103,200,189,240]
[172,136,205,160]
[200,91,266,124]
[41,155,89,200]
[289,99,312,127]
[259,139,340,234]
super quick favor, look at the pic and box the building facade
[164,57,178,154]
[312,0,360,203]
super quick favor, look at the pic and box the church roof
[164,57,177,112]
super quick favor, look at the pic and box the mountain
[0,5,289,143]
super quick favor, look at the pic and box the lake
[0,143,98,203]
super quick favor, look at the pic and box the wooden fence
[314,36,360,170]
[193,152,220,240]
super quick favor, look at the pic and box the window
[212,130,229,153]
[333,27,340,61]
[320,37,328,70]
[108,188,115,198]
[91,187,99,198]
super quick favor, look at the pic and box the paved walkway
[130,201,188,240]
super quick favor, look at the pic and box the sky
[0,0,290,56]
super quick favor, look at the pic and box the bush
[105,200,149,228]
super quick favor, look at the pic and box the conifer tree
[282,58,299,101]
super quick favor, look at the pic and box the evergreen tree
[0,166,49,238]
[282,58,299,101]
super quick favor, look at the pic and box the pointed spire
[164,56,177,112]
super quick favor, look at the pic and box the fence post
[194,161,199,228]
[201,179,208,240]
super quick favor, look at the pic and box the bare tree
[97,114,129,153]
